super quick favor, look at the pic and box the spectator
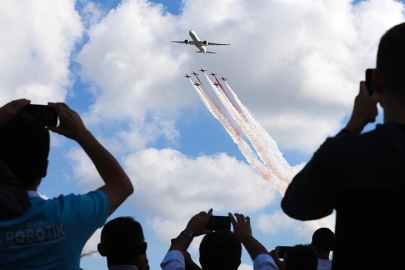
[311,228,334,270]
[98,216,149,270]
[269,245,318,270]
[160,209,278,270]
[0,100,133,269]
[281,22,405,269]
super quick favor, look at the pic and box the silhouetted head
[0,116,50,188]
[199,230,242,270]
[311,227,335,253]
[377,22,405,98]
[98,217,147,267]
[285,245,318,270]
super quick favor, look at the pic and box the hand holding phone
[277,246,293,259]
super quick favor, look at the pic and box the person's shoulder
[54,190,109,205]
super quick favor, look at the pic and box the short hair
[0,116,50,186]
[199,230,242,270]
[100,217,145,262]
[285,244,318,270]
[376,23,405,96]
[312,227,335,253]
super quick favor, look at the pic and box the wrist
[75,129,94,145]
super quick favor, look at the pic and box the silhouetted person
[0,99,133,269]
[98,216,149,270]
[281,22,405,270]
[311,228,334,270]
[269,245,318,270]
[160,209,278,270]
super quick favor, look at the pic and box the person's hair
[377,22,405,96]
[312,227,335,253]
[285,244,318,270]
[199,230,242,270]
[0,116,50,187]
[100,217,145,263]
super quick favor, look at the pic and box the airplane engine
[203,40,208,45]
[184,39,189,44]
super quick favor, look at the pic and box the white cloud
[0,0,83,105]
[74,0,405,153]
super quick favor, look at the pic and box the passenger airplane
[172,30,231,54]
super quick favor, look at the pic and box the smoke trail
[189,79,287,194]
[203,73,288,189]
[223,80,297,183]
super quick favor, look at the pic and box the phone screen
[205,216,231,231]
[18,104,58,126]
[365,69,375,95]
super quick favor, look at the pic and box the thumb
[47,126,61,134]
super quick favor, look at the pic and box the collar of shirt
[109,265,138,270]
[27,190,49,200]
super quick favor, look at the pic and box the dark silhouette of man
[311,228,334,270]
[98,216,149,270]
[0,100,133,269]
[281,23,405,269]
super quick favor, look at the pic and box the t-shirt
[0,190,109,270]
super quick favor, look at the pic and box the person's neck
[383,99,405,125]
[318,252,330,260]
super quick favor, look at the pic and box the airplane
[199,68,207,73]
[194,82,201,86]
[191,71,199,76]
[210,72,217,76]
[171,30,231,54]
[184,74,191,78]
[221,76,227,81]
[213,82,219,87]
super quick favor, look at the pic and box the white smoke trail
[189,79,286,194]
[223,80,297,183]
[203,73,288,190]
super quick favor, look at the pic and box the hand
[47,102,90,142]
[185,209,213,237]
[270,248,286,270]
[345,81,380,134]
[229,212,252,243]
[135,253,149,270]
[0,99,31,126]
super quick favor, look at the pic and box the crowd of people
[1,21,405,270]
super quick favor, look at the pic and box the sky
[0,0,404,269]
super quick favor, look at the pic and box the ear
[40,160,48,178]
[98,243,106,257]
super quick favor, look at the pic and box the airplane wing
[171,40,198,45]
[206,42,231,46]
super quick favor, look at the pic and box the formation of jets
[185,69,227,82]
[171,30,231,54]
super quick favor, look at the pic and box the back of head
[0,116,50,187]
[285,245,318,270]
[377,22,405,96]
[99,217,145,264]
[312,227,335,253]
[199,230,242,270]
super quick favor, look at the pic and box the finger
[208,208,213,215]
[359,81,369,97]
[228,213,237,225]
[47,126,62,135]
[245,216,250,225]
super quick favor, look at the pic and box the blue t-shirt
[0,191,109,270]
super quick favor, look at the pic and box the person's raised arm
[47,102,133,216]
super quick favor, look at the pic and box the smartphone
[277,246,293,259]
[17,104,58,126]
[205,216,231,231]
[365,69,375,95]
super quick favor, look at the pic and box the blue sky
[0,0,404,269]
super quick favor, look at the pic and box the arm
[47,102,133,216]
[229,213,268,261]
